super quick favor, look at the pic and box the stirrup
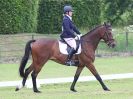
[65,60,79,66]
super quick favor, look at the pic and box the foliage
[0,0,39,34]
[37,0,63,34]
[37,0,101,34]
[0,0,132,34]
[102,0,133,25]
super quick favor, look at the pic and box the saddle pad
[58,40,81,55]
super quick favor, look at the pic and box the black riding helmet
[63,5,74,14]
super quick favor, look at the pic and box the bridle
[102,25,114,46]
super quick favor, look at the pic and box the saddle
[58,39,81,55]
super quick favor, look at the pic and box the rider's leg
[65,47,76,65]
[64,38,77,66]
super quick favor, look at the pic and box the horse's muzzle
[108,41,116,48]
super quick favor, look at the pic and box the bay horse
[16,22,116,93]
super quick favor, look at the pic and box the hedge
[0,0,39,34]
[37,0,101,34]
[0,0,101,34]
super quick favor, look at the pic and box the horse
[16,22,116,93]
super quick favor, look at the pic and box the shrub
[0,0,39,34]
[37,0,101,34]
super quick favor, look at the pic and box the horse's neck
[90,33,101,50]
[83,28,101,50]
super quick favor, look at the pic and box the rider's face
[68,11,73,17]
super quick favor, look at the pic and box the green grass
[0,57,133,99]
[0,79,133,99]
[0,56,133,81]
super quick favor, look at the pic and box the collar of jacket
[66,15,72,21]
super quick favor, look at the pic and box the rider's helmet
[63,5,73,14]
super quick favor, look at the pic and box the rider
[60,5,81,66]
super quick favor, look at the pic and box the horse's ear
[104,21,111,26]
[107,21,112,25]
[104,22,107,26]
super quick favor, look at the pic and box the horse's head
[100,22,116,48]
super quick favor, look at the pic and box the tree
[102,0,133,25]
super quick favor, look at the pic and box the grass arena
[0,57,133,99]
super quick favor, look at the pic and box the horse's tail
[19,39,36,78]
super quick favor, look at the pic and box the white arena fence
[0,73,133,88]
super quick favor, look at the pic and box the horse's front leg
[86,63,110,91]
[70,66,84,92]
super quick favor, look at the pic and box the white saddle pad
[58,40,81,55]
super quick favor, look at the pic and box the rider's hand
[79,34,82,36]
[75,36,79,40]
[77,34,81,38]
[75,34,82,40]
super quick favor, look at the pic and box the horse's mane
[82,25,103,37]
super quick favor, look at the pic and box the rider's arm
[63,19,76,37]
[72,24,81,35]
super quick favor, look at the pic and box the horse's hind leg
[31,70,41,93]
[16,64,33,91]
[86,63,110,91]
[70,66,84,92]
[31,64,45,93]
[22,64,33,86]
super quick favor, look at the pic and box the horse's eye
[107,27,112,31]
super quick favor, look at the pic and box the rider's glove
[75,34,82,40]
[75,36,79,40]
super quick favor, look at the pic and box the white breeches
[64,38,76,50]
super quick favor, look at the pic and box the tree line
[0,0,132,34]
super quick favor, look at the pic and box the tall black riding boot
[65,48,77,66]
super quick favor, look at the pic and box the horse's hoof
[34,90,41,93]
[105,89,110,91]
[70,88,77,92]
[104,88,110,91]
[15,85,23,91]
[15,87,19,91]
